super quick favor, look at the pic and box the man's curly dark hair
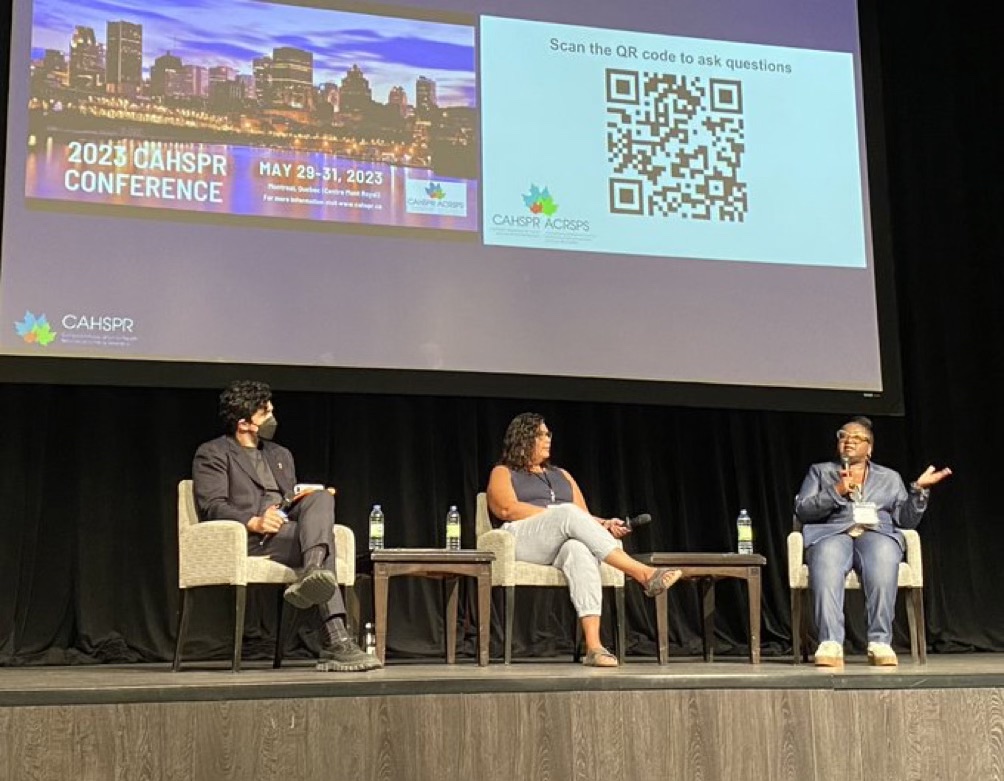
[219,380,272,434]
[498,412,550,471]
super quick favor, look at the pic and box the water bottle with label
[362,622,377,656]
[736,508,753,555]
[445,505,461,551]
[368,504,385,551]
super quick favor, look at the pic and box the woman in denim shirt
[795,416,951,667]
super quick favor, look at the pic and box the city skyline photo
[23,0,481,237]
[30,0,477,108]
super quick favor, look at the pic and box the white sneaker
[867,642,898,666]
[814,640,844,667]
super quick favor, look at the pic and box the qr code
[606,69,747,222]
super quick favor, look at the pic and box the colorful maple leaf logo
[425,182,446,200]
[14,311,57,346]
[522,184,558,216]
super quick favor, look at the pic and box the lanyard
[534,469,556,503]
[850,463,869,503]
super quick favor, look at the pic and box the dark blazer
[192,435,297,524]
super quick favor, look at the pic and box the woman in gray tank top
[486,412,682,667]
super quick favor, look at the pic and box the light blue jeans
[806,530,903,645]
[503,504,619,617]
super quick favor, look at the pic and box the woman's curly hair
[498,412,549,471]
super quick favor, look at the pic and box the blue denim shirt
[794,461,928,551]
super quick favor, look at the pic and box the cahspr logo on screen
[523,184,558,216]
[490,185,590,232]
[61,314,135,332]
[14,311,57,346]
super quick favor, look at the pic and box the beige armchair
[788,521,926,664]
[475,492,626,664]
[173,479,356,671]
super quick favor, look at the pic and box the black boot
[317,618,383,672]
[283,545,338,610]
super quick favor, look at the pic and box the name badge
[852,502,879,526]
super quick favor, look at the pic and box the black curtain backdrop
[2,3,1003,664]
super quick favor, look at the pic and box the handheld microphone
[840,455,860,498]
[623,513,652,531]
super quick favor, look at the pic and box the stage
[2,655,1002,781]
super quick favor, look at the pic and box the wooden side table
[371,549,495,666]
[639,553,767,664]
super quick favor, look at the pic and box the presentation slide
[24,0,478,235]
[481,17,866,267]
[0,0,895,404]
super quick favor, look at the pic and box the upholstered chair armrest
[334,524,355,585]
[478,529,515,586]
[901,529,923,586]
[787,530,805,588]
[179,520,248,587]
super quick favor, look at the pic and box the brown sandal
[644,567,683,597]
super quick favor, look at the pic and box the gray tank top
[510,466,574,507]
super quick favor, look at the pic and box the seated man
[193,380,380,672]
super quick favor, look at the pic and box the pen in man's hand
[258,506,288,546]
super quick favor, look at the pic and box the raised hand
[914,465,953,490]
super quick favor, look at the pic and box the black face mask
[255,415,278,441]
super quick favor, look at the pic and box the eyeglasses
[836,430,871,444]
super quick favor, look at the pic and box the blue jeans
[806,530,903,645]
[503,504,619,618]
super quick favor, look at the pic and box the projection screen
[0,0,902,412]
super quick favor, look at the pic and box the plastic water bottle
[362,622,377,656]
[368,504,385,551]
[445,505,461,551]
[737,509,753,555]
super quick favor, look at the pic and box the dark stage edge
[2,654,1003,707]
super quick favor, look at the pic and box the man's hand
[248,505,287,535]
[914,465,953,490]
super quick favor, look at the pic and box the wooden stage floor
[3,653,1003,705]
[3,655,1003,781]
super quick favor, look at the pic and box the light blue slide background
[481,16,867,268]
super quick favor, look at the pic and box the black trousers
[248,491,346,620]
